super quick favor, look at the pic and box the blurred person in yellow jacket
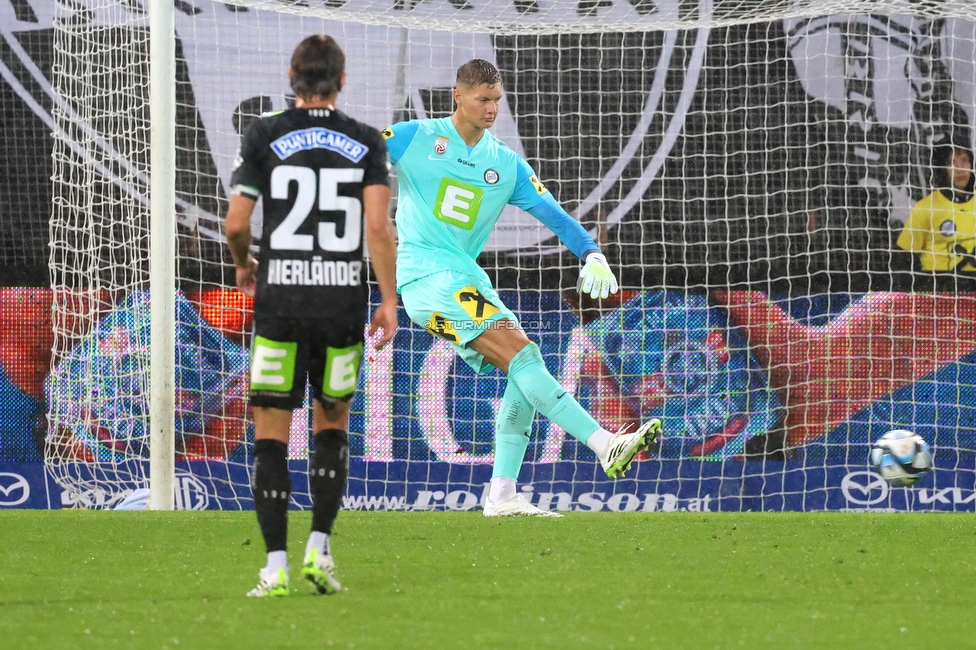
[897,144,976,273]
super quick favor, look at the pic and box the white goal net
[43,0,976,511]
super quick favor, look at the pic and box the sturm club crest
[484,168,499,184]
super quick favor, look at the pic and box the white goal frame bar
[149,0,176,511]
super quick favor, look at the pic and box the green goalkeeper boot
[246,566,289,598]
[601,419,662,478]
[302,548,341,595]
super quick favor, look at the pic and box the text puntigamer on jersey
[270,127,368,162]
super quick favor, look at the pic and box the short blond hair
[456,59,501,87]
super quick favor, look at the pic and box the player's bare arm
[363,183,398,350]
[225,194,258,297]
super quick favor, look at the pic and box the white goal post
[42,0,976,512]
[149,0,177,510]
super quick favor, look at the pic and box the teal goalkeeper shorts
[400,270,520,374]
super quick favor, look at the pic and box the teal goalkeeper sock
[507,343,600,445]
[493,380,535,479]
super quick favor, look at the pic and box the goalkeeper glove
[576,252,618,300]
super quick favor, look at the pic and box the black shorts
[249,316,365,410]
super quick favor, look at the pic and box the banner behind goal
[43,0,976,511]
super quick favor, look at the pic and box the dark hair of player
[931,142,975,195]
[932,142,974,169]
[456,59,501,87]
[290,34,345,100]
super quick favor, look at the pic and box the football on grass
[870,429,933,487]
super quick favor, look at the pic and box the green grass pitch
[1,511,974,649]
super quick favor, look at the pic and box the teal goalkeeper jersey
[384,117,593,290]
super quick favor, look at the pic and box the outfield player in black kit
[225,34,398,597]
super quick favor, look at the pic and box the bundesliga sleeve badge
[433,135,449,156]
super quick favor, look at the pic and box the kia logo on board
[841,471,890,506]
[0,473,31,507]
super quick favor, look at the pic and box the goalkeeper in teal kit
[385,59,661,516]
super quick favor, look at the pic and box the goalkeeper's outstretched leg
[471,321,661,477]
[480,334,661,517]
[401,271,662,517]
[470,320,662,516]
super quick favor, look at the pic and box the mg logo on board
[175,471,210,510]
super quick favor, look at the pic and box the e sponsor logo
[0,473,30,506]
[434,178,483,230]
[841,470,889,506]
[250,337,297,392]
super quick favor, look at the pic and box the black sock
[309,429,349,535]
[252,439,291,553]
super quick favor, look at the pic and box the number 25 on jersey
[269,165,363,252]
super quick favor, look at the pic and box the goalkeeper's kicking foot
[302,548,341,594]
[483,493,563,518]
[246,566,289,598]
[601,419,662,479]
